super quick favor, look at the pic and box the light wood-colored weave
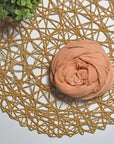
[0,0,114,137]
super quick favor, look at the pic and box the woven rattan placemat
[0,0,114,137]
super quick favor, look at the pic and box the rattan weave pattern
[0,0,114,137]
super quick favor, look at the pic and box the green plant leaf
[0,0,41,21]
[15,10,22,15]
[26,4,32,9]
[17,0,21,6]
[11,0,16,4]
[26,0,32,9]
[21,0,26,6]
[16,15,22,20]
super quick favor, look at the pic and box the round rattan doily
[0,0,114,138]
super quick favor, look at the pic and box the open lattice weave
[0,0,114,137]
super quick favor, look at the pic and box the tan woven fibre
[0,0,114,138]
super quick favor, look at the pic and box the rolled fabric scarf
[50,40,113,100]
